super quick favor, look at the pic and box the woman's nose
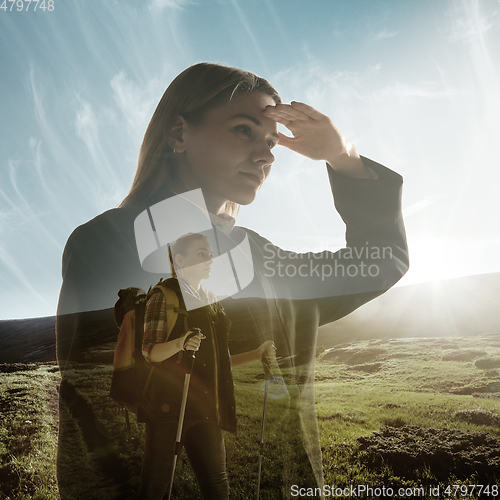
[252,141,275,165]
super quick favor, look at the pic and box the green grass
[314,335,500,498]
[0,364,59,500]
[1,334,500,499]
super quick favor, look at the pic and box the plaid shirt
[142,282,218,363]
[142,290,169,363]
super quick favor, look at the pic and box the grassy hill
[1,332,500,499]
[1,273,500,364]
[318,272,500,347]
[1,273,500,499]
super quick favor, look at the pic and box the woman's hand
[182,330,206,352]
[257,340,277,367]
[262,102,376,179]
[230,341,276,369]
[149,330,205,363]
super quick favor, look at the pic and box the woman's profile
[56,62,409,499]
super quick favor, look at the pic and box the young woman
[56,63,409,498]
[139,232,274,499]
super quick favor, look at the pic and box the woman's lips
[240,172,263,185]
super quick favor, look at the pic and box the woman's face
[175,92,279,213]
[176,237,214,280]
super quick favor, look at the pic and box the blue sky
[1,0,499,319]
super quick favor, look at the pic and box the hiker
[138,232,275,500]
[56,62,409,498]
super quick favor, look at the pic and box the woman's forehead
[187,236,212,251]
[214,91,276,116]
[206,91,278,132]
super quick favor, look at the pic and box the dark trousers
[137,419,228,500]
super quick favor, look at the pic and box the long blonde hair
[120,63,282,214]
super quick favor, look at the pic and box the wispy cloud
[229,0,269,73]
[149,0,194,11]
[403,198,434,218]
[30,64,128,214]
[374,81,459,99]
[373,29,400,41]
[275,59,456,109]
[0,245,52,306]
[446,0,498,43]
[0,179,30,232]
[272,61,372,113]
[5,159,61,249]
[29,138,50,195]
[74,94,125,209]
[29,65,96,205]
[110,71,164,141]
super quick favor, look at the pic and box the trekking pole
[257,351,272,500]
[167,328,201,500]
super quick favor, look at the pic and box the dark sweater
[56,157,409,495]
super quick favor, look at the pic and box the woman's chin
[230,189,259,206]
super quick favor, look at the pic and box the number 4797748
[1,0,55,11]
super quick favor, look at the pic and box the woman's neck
[179,274,201,292]
[169,176,226,215]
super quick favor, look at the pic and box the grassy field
[1,333,500,499]
[314,335,500,498]
[0,363,60,500]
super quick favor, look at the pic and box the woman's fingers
[267,107,305,121]
[263,101,326,123]
[263,109,294,127]
[186,338,202,351]
[289,101,326,120]
[263,100,349,161]
[266,342,277,363]
[184,332,206,351]
[260,340,277,364]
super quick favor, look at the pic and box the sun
[398,238,471,286]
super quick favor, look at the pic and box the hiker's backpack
[110,279,187,418]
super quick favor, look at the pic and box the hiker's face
[176,238,214,280]
[175,92,279,213]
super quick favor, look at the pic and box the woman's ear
[167,115,189,154]
[174,253,184,269]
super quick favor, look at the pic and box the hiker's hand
[182,331,206,352]
[258,341,277,366]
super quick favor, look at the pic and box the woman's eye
[235,125,252,136]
